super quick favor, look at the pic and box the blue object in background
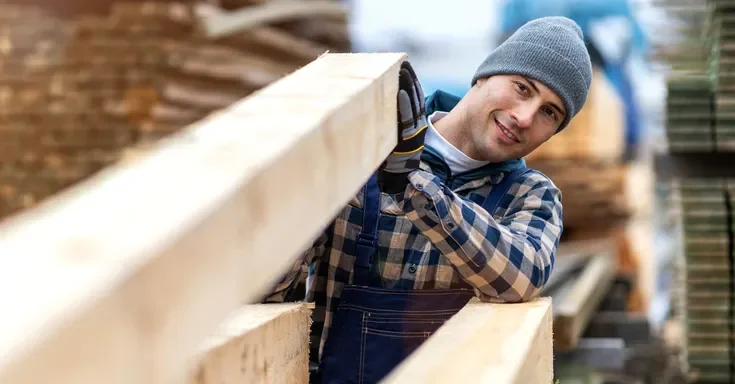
[421,80,469,99]
[500,0,648,54]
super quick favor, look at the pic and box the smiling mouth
[495,118,520,143]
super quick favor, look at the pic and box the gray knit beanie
[471,16,592,132]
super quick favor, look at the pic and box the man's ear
[472,77,489,92]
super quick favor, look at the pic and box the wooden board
[541,239,612,296]
[0,52,404,384]
[381,297,553,384]
[553,249,618,351]
[190,303,313,384]
[198,1,348,39]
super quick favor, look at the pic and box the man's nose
[510,102,536,129]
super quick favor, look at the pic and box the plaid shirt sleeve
[263,228,329,303]
[403,169,562,303]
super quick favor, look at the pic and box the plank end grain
[190,303,313,384]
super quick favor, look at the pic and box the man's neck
[432,108,482,161]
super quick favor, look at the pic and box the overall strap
[353,172,381,286]
[482,167,531,216]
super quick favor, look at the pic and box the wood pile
[670,179,735,383]
[531,160,653,234]
[652,1,735,382]
[0,1,349,220]
[525,70,625,163]
[525,66,655,314]
[525,69,642,235]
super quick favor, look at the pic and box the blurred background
[0,0,729,383]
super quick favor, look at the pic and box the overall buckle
[355,234,377,269]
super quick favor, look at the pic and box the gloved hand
[382,60,428,174]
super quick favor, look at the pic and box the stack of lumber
[530,159,653,234]
[712,1,735,151]
[652,1,735,382]
[648,0,709,130]
[524,70,625,162]
[540,240,687,383]
[525,64,655,315]
[659,0,735,153]
[0,1,349,220]
[525,69,634,234]
[665,77,715,152]
[670,179,734,383]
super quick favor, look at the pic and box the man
[266,16,592,384]
[499,0,647,160]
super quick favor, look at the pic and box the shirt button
[408,265,417,274]
[424,202,432,210]
[415,183,424,190]
[447,222,456,230]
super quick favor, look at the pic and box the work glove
[382,60,428,174]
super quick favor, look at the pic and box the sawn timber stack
[652,0,735,382]
[0,1,348,220]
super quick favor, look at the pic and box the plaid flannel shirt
[265,148,562,361]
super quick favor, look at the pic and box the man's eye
[543,107,556,119]
[515,82,528,94]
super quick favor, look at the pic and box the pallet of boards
[0,1,349,220]
[523,68,625,163]
[669,179,735,384]
[526,158,654,234]
[660,0,735,153]
[528,156,655,315]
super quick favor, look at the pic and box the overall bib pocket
[359,310,456,383]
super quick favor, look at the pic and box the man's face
[461,74,566,163]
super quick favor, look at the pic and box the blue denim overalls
[317,165,531,384]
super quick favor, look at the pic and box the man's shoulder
[512,167,560,192]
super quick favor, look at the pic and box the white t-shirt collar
[424,111,489,174]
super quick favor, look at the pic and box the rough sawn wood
[381,297,554,384]
[190,303,313,384]
[0,52,405,384]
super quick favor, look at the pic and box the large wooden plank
[381,297,554,384]
[189,303,313,384]
[0,52,404,384]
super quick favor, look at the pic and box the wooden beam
[189,303,313,384]
[0,52,404,384]
[552,249,618,351]
[381,297,554,384]
[541,239,609,296]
